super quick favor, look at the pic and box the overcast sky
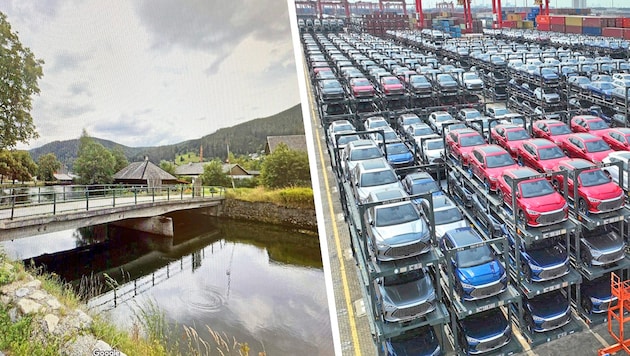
[3,1,300,150]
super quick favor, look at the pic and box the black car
[318,79,345,100]
[384,325,441,356]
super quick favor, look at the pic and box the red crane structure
[379,0,407,16]
[598,273,630,356]
[316,0,351,18]
[535,0,550,16]
[491,0,503,28]
[458,0,473,33]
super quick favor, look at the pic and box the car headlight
[460,281,475,289]
[466,335,481,345]
[526,208,538,215]
[532,314,545,322]
[587,196,600,203]
[529,263,543,271]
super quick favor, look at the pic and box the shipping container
[582,26,602,36]
[565,25,582,34]
[523,20,534,29]
[550,24,565,32]
[603,27,624,38]
[624,28,630,40]
[582,16,604,28]
[537,23,550,31]
[564,16,582,27]
[549,16,565,25]
[624,18,630,28]
[536,15,550,25]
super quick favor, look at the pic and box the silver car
[378,267,437,322]
[420,195,467,239]
[578,226,626,267]
[351,158,403,204]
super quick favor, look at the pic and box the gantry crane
[379,0,407,16]
[534,0,550,16]
[491,0,503,28]
[316,0,350,19]
[457,0,474,33]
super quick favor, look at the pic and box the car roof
[356,158,390,171]
[406,171,434,181]
[347,139,376,149]
[505,166,538,178]
[368,187,407,202]
[453,128,480,135]
[475,144,507,154]
[612,127,630,134]
[526,138,556,148]
[444,227,481,247]
[572,133,599,141]
[558,158,595,170]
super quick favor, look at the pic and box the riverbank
[221,199,317,232]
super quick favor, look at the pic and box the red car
[516,139,567,173]
[469,144,518,191]
[570,115,610,138]
[554,158,624,214]
[379,76,405,96]
[532,119,572,141]
[562,133,614,164]
[602,127,630,151]
[491,124,531,157]
[349,77,375,98]
[497,167,569,227]
[445,128,487,167]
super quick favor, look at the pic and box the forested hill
[29,104,304,169]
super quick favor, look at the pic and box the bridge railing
[0,184,225,220]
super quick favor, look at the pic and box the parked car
[505,228,569,283]
[365,116,391,131]
[522,290,571,333]
[428,111,455,134]
[407,74,433,96]
[397,113,422,133]
[419,195,467,239]
[341,140,385,179]
[468,145,518,191]
[401,171,442,206]
[570,115,610,138]
[573,225,627,267]
[602,151,630,190]
[364,189,431,261]
[602,127,630,151]
[532,119,573,143]
[421,138,445,166]
[586,81,615,100]
[377,266,437,322]
[380,76,405,96]
[554,158,624,214]
[318,79,345,100]
[383,142,415,168]
[455,308,512,355]
[491,124,531,157]
[580,275,617,314]
[349,77,376,98]
[327,120,355,144]
[534,87,561,105]
[407,123,439,147]
[445,128,487,166]
[439,227,507,301]
[384,325,441,356]
[562,133,614,164]
[496,167,569,227]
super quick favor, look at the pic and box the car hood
[322,87,344,94]
[538,156,566,171]
[465,79,484,85]
[580,182,623,200]
[357,182,401,201]
[380,277,435,305]
[520,193,566,211]
[527,294,569,316]
[525,245,568,267]
[582,232,626,252]
[486,163,519,178]
[388,152,414,163]
[384,83,404,90]
[373,221,429,244]
[388,336,440,356]
[461,314,508,340]
[352,85,373,92]
[457,259,505,285]
[586,150,613,164]
[411,82,432,89]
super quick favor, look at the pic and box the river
[1,210,333,355]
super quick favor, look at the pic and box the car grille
[597,249,626,265]
[536,209,566,225]
[476,333,510,353]
[470,280,506,299]
[468,84,483,90]
[390,300,435,320]
[540,312,570,331]
[538,264,569,280]
[429,157,444,164]
[598,299,617,312]
[598,197,624,212]
[384,240,430,259]
[546,97,561,104]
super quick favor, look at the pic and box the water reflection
[1,211,332,355]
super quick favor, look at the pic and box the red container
[549,16,566,25]
[537,15,550,25]
[565,25,582,34]
[583,16,604,28]
[550,24,565,32]
[623,18,630,28]
[502,21,517,28]
[537,23,550,31]
[603,27,624,38]
[616,18,625,28]
[624,28,630,39]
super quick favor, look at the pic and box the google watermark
[93,349,122,356]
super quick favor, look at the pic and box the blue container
[582,26,602,36]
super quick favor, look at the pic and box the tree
[73,130,116,184]
[111,147,129,172]
[0,12,44,149]
[200,159,231,187]
[159,160,176,175]
[3,150,37,183]
[37,152,61,182]
[260,143,311,189]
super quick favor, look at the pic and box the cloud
[51,51,91,73]
[52,103,94,118]
[67,81,91,96]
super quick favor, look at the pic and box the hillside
[29,104,304,169]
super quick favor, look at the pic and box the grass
[226,186,314,209]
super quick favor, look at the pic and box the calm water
[1,211,333,355]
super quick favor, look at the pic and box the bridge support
[110,216,174,237]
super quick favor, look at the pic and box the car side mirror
[515,191,520,198]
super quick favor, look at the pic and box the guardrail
[0,184,226,220]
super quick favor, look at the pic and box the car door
[470,149,484,180]
[500,174,514,206]
[565,137,580,158]
[521,143,536,169]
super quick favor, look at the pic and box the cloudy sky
[3,1,300,149]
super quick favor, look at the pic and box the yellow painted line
[589,327,609,348]
[306,74,363,356]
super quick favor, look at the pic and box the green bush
[278,187,314,208]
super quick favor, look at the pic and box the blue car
[580,275,617,314]
[385,325,441,356]
[522,290,571,333]
[401,171,443,206]
[384,142,414,168]
[440,227,507,301]
[586,81,615,100]
[504,227,569,283]
[457,308,512,355]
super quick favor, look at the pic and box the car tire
[582,298,593,314]
[518,210,528,226]
[581,250,592,268]
[517,156,524,166]
[522,263,532,283]
[578,198,588,215]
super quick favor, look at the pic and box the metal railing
[0,184,226,220]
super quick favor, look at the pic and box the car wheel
[517,156,524,166]
[582,298,593,314]
[483,179,490,192]
[578,198,588,215]
[522,263,532,283]
[581,250,592,267]
[551,179,560,191]
[518,210,528,226]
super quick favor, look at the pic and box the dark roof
[561,158,594,170]
[174,162,205,176]
[114,160,177,181]
[265,135,307,153]
[529,138,555,146]
[447,227,482,247]
[508,167,538,179]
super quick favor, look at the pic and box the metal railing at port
[0,184,226,220]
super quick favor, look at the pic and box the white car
[327,120,355,143]
[407,123,439,147]
[461,72,484,90]
[602,151,630,190]
[534,87,561,104]
[364,116,390,131]
[428,111,454,133]
[422,138,445,165]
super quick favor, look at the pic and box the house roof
[173,162,254,176]
[114,160,177,181]
[265,135,307,154]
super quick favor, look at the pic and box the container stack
[534,14,630,38]
[360,13,411,36]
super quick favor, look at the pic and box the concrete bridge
[0,185,226,241]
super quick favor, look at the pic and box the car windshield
[465,111,481,119]
[436,114,453,122]
[353,78,370,86]
[588,120,608,130]
[585,140,611,152]
[463,73,479,80]
[460,134,485,147]
[337,135,359,146]
[411,76,428,84]
[323,80,341,89]
[349,147,383,161]
[402,116,422,125]
[410,179,440,195]
[435,207,463,225]
[375,203,419,226]
[538,146,565,160]
[579,169,611,187]
[486,153,515,168]
[383,131,399,141]
[333,123,354,132]
[426,140,444,150]
[382,269,425,286]
[369,120,388,129]
[383,77,400,85]
[550,125,571,135]
[386,143,409,155]
[360,170,398,187]
[519,179,555,198]
[412,127,434,136]
[494,108,509,116]
[457,245,494,268]
[507,129,530,141]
